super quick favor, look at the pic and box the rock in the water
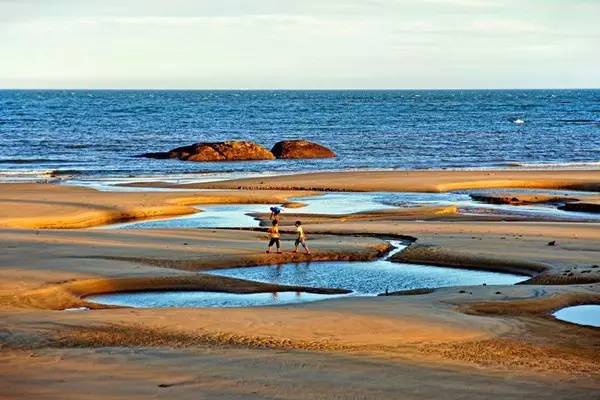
[141,141,275,162]
[270,140,335,159]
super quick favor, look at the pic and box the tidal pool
[87,290,337,308]
[105,189,599,230]
[553,305,600,328]
[107,192,424,229]
[207,242,528,296]
[88,241,529,308]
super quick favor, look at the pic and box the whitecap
[507,161,600,169]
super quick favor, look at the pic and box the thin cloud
[421,0,502,7]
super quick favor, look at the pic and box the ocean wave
[557,119,599,125]
[64,144,93,149]
[502,161,600,169]
[0,169,55,182]
[0,169,53,176]
[0,158,73,164]
[0,168,84,182]
[48,169,83,177]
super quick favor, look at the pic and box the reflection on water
[553,305,600,328]
[107,192,430,229]
[106,189,600,230]
[108,204,261,229]
[88,241,528,308]
[87,290,339,308]
[209,259,528,296]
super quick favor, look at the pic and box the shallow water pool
[553,305,600,328]
[87,290,337,308]
[88,241,529,308]
[107,192,427,229]
[207,244,528,296]
[106,189,600,230]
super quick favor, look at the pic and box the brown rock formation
[141,141,275,162]
[270,140,335,159]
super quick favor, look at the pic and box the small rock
[547,240,556,246]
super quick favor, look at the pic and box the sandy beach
[146,169,600,192]
[1,170,599,399]
[0,183,314,229]
[3,0,599,396]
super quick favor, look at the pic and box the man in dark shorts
[266,219,281,253]
[293,220,310,254]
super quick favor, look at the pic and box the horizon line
[1,87,599,91]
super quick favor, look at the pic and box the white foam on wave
[0,169,57,182]
[513,118,525,124]
[506,161,600,169]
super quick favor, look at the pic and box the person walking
[293,220,310,254]
[266,219,281,253]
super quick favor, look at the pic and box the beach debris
[271,140,336,159]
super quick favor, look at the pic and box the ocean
[0,89,598,182]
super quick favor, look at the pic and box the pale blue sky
[1,0,598,89]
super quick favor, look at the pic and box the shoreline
[140,169,600,193]
[1,173,600,398]
[2,164,600,186]
[0,183,316,229]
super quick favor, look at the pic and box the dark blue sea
[0,89,598,182]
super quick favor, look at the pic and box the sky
[0,0,599,89]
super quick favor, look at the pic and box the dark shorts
[295,238,306,246]
[268,238,280,247]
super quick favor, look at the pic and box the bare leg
[303,242,311,254]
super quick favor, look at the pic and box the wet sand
[560,199,600,213]
[1,178,600,399]
[468,190,600,211]
[150,169,600,192]
[0,183,314,229]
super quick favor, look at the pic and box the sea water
[1,89,599,182]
